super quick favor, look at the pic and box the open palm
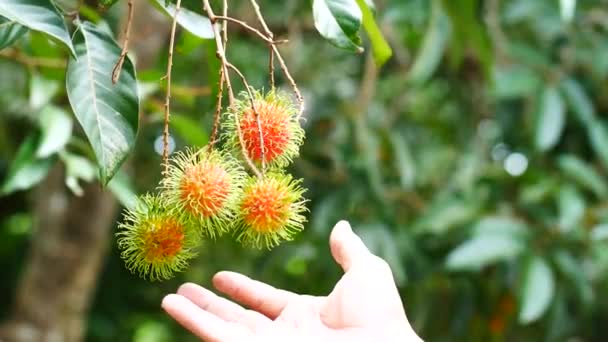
[162,221,423,341]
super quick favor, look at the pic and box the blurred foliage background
[1,0,608,341]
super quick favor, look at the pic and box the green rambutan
[225,89,305,168]
[116,193,199,281]
[235,172,308,249]
[161,147,246,237]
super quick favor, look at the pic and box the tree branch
[203,0,261,177]
[162,0,182,175]
[111,0,134,84]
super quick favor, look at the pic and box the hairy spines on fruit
[234,172,308,249]
[161,147,246,238]
[116,193,199,281]
[224,89,305,168]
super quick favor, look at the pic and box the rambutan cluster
[116,89,308,281]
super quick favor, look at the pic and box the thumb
[329,220,371,272]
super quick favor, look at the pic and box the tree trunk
[0,165,117,342]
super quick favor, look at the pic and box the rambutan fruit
[161,147,245,238]
[116,193,199,281]
[235,172,308,249]
[225,89,305,168]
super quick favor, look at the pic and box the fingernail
[335,220,352,233]
[161,294,174,309]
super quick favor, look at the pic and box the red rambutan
[116,193,199,281]
[225,89,304,168]
[161,147,246,237]
[235,172,307,249]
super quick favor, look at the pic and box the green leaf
[153,0,214,39]
[591,223,608,241]
[29,74,60,112]
[559,0,576,23]
[535,86,566,151]
[587,119,608,170]
[171,115,208,147]
[354,0,391,67]
[407,0,450,85]
[107,170,137,209]
[1,135,54,195]
[553,251,593,306]
[389,132,415,189]
[66,21,140,185]
[312,0,364,53]
[558,155,608,199]
[0,0,75,55]
[59,151,96,196]
[99,0,120,10]
[441,0,493,79]
[472,216,530,239]
[492,64,541,99]
[446,234,524,271]
[560,78,595,125]
[36,105,73,158]
[415,196,478,235]
[557,185,585,233]
[519,256,555,324]
[0,16,27,49]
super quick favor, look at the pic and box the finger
[177,282,271,329]
[329,220,371,272]
[161,294,250,342]
[213,271,294,319]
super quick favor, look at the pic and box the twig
[226,62,266,171]
[209,0,228,150]
[162,0,182,175]
[111,0,134,84]
[271,45,304,119]
[221,0,228,49]
[269,49,275,88]
[248,0,305,119]
[0,49,66,68]
[203,0,261,177]
[247,0,275,88]
[209,67,225,148]
[212,16,286,45]
[248,0,273,36]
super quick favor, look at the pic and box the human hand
[161,220,423,342]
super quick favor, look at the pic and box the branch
[272,46,305,118]
[248,0,273,37]
[269,48,275,89]
[209,0,228,150]
[226,62,266,171]
[111,0,134,84]
[203,0,261,177]
[162,0,182,175]
[0,49,66,68]
[221,0,228,47]
[248,0,305,119]
[209,67,225,148]
[212,16,286,45]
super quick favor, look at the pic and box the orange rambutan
[116,193,199,281]
[161,147,245,237]
[235,172,308,249]
[225,89,304,168]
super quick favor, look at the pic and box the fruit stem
[209,67,224,149]
[111,0,134,85]
[203,0,262,177]
[226,62,266,172]
[162,0,181,176]
[248,0,304,119]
